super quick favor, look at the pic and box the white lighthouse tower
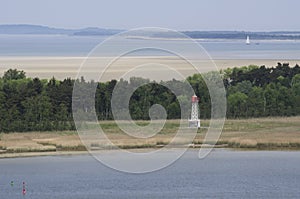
[189,95,200,128]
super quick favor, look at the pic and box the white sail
[246,36,250,45]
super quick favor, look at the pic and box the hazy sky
[1,0,299,31]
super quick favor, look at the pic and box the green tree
[247,87,265,117]
[227,92,248,118]
[292,74,300,114]
[3,69,26,80]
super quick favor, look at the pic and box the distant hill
[0,24,300,40]
[0,24,122,36]
[72,27,121,36]
[0,24,73,35]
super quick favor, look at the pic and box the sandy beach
[0,56,298,81]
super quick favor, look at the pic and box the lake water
[0,34,300,60]
[0,150,300,199]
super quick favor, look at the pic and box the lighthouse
[189,95,200,128]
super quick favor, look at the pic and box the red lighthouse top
[191,95,199,103]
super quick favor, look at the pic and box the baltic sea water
[0,150,300,198]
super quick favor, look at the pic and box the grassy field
[0,117,300,156]
[201,117,300,149]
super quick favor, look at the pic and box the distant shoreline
[0,56,298,80]
[1,24,300,40]
[126,35,300,42]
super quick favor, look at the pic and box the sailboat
[246,35,250,45]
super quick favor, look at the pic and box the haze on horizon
[1,0,299,31]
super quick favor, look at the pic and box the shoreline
[0,56,299,81]
[2,145,300,159]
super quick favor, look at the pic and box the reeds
[0,117,299,155]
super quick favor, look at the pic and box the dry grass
[0,117,299,156]
[0,132,84,153]
[194,117,300,149]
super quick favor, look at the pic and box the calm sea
[0,34,300,59]
[0,150,300,199]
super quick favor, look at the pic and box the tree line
[0,63,299,132]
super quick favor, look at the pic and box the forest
[0,63,299,132]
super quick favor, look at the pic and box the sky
[1,0,299,31]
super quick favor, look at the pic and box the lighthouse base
[188,119,200,128]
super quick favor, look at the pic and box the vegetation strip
[0,63,299,132]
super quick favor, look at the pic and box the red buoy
[22,182,26,195]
